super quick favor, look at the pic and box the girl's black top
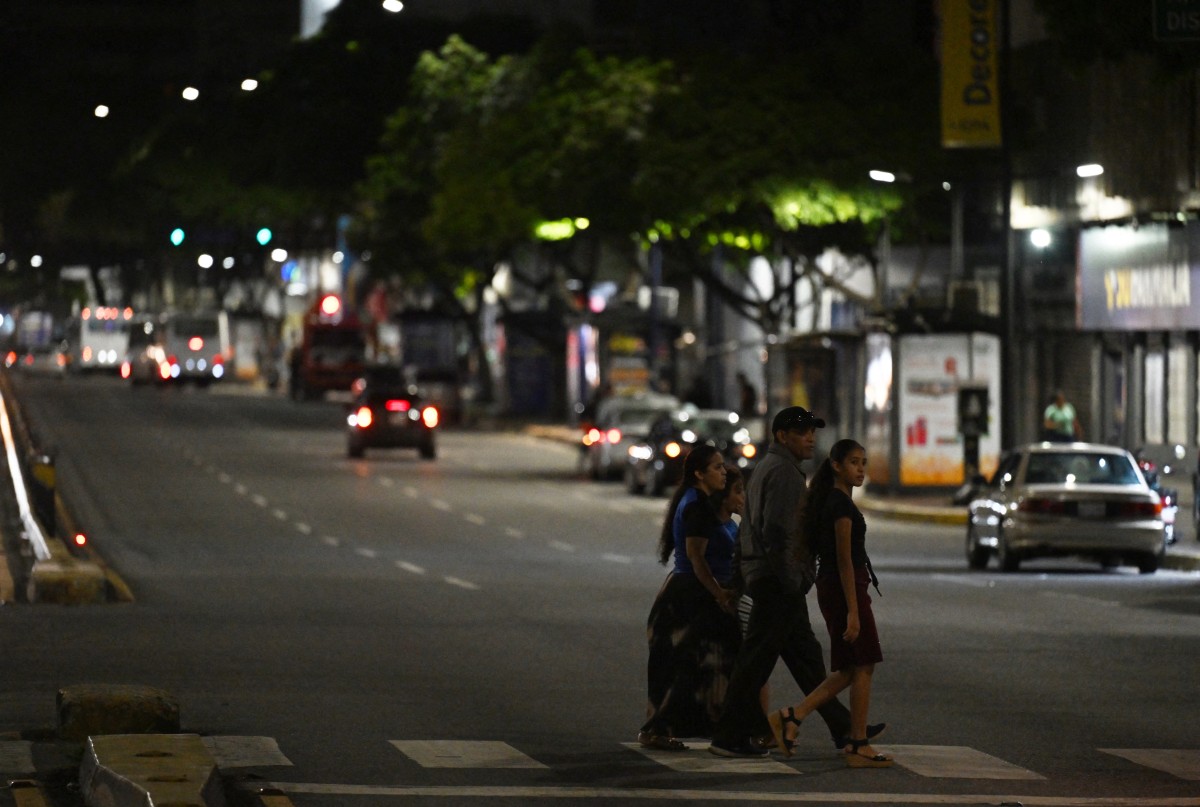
[814,488,879,592]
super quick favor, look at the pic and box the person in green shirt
[1043,391,1082,442]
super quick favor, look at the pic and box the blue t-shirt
[671,487,737,583]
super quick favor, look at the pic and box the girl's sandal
[637,731,687,752]
[767,707,803,757]
[844,738,894,768]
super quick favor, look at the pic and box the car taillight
[211,353,223,365]
[422,407,439,428]
[664,441,682,458]
[120,362,131,379]
[1018,498,1069,515]
[386,399,412,412]
[582,428,601,446]
[188,336,204,351]
[1116,500,1162,517]
[606,428,621,444]
[355,406,374,428]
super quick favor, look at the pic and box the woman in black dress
[638,447,744,750]
[765,438,893,767]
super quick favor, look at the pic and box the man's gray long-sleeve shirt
[738,442,812,589]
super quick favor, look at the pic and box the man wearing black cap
[710,406,879,758]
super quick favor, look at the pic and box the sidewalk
[519,422,1200,573]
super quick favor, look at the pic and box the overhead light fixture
[1076,163,1104,178]
[869,170,896,183]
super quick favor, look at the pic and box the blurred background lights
[382,0,404,11]
[270,248,288,262]
[181,86,200,101]
[869,170,896,183]
[1076,163,1104,178]
[30,255,43,268]
[1030,228,1052,248]
[94,105,109,118]
[332,251,345,263]
[241,78,258,91]
[222,257,235,269]
[197,254,214,269]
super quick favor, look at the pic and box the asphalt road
[1,373,1198,807]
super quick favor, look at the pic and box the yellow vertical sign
[941,0,1002,149]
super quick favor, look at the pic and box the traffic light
[170,228,185,246]
[256,227,273,246]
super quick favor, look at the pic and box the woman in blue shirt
[639,445,745,750]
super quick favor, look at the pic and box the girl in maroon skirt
[766,438,893,768]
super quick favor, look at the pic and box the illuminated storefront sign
[1078,224,1200,330]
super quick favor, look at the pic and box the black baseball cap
[771,406,826,434]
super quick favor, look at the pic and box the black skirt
[641,573,742,739]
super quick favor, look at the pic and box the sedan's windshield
[1024,452,1141,486]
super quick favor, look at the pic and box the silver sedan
[966,442,1167,574]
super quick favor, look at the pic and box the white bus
[66,306,135,373]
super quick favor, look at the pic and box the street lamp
[93,105,109,118]
[181,86,200,102]
[382,0,404,12]
[1076,163,1104,178]
[241,79,258,92]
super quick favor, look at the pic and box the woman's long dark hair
[797,438,864,554]
[657,444,721,565]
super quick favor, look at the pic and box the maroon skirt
[816,567,883,671]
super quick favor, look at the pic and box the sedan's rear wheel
[1136,552,1160,574]
[965,522,990,570]
[997,534,1021,572]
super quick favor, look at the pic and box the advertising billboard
[940,0,1002,148]
[1078,224,1200,331]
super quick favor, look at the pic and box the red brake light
[320,294,341,317]
[355,406,374,428]
[211,354,224,365]
[1018,498,1069,515]
[422,407,439,428]
[1118,500,1162,517]
[606,428,622,444]
[120,362,131,379]
[582,428,601,446]
[385,399,411,412]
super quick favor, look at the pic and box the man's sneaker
[833,722,887,749]
[709,737,770,758]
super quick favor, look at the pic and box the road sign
[1155,0,1200,41]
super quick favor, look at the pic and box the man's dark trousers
[713,574,850,744]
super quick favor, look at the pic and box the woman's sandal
[844,738,894,768]
[637,731,687,752]
[767,707,803,757]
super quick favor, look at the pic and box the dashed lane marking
[464,513,486,526]
[234,483,248,496]
[431,499,452,511]
[355,548,377,559]
[322,536,340,547]
[391,740,546,769]
[203,736,293,768]
[396,561,426,575]
[379,477,394,487]
[252,495,268,508]
[624,742,796,774]
[603,553,633,564]
[217,473,232,484]
[272,509,288,521]
[294,522,312,535]
[443,576,480,590]
[403,487,418,498]
[878,745,1043,780]
[549,540,576,553]
[504,527,524,539]
[1101,749,1200,780]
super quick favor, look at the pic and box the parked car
[582,392,680,480]
[345,365,438,460]
[965,442,1166,573]
[625,406,758,495]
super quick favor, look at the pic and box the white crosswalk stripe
[877,744,1044,780]
[391,740,547,769]
[1100,748,1200,781]
[624,742,797,774]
